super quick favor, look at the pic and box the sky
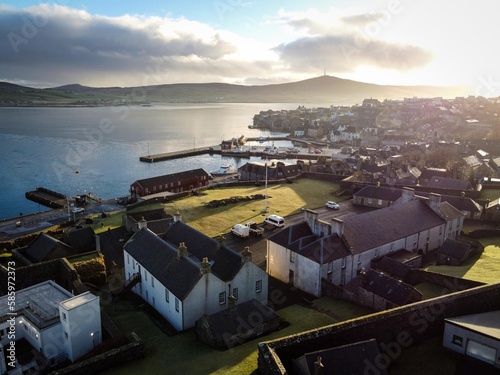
[0,0,499,95]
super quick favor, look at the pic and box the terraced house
[267,189,464,297]
[123,221,268,331]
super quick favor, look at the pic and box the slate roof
[132,168,209,190]
[415,192,482,213]
[210,245,244,282]
[486,198,500,209]
[354,185,403,202]
[197,299,279,343]
[374,257,412,280]
[419,167,448,183]
[437,238,471,259]
[297,235,351,264]
[64,226,95,252]
[163,221,219,261]
[125,228,202,300]
[25,233,73,263]
[343,200,445,253]
[438,201,466,221]
[267,222,314,249]
[292,338,387,375]
[445,310,500,339]
[426,176,471,190]
[361,269,420,306]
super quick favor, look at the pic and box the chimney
[200,257,211,275]
[313,357,324,375]
[377,181,380,188]
[400,187,415,203]
[138,216,147,230]
[173,211,181,222]
[304,209,318,229]
[217,235,226,248]
[95,235,101,252]
[177,242,187,259]
[428,193,442,212]
[460,191,465,199]
[331,218,344,236]
[242,246,252,263]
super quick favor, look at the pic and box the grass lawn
[479,188,500,201]
[311,296,374,320]
[414,282,451,299]
[128,179,344,238]
[425,237,500,284]
[102,302,336,375]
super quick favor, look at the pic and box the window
[62,312,66,321]
[144,271,147,282]
[357,255,361,264]
[219,292,226,305]
[327,262,333,274]
[341,258,346,269]
[151,277,154,288]
[65,331,69,340]
[377,199,383,206]
[290,251,296,263]
[255,280,262,293]
[127,254,130,264]
[175,298,179,312]
[390,243,394,252]
[165,289,169,303]
[146,290,149,301]
[452,335,463,346]
[340,275,345,285]
[232,288,238,300]
[132,261,135,270]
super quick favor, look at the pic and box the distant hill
[0,75,468,106]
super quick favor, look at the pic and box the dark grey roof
[133,168,209,190]
[343,200,444,253]
[354,185,403,202]
[437,238,471,259]
[297,235,351,264]
[124,228,202,300]
[163,221,219,261]
[197,299,279,342]
[426,176,471,190]
[210,245,243,282]
[292,338,387,375]
[267,222,314,249]
[64,226,95,252]
[25,233,73,262]
[374,257,412,280]
[362,269,420,305]
[438,201,465,220]
[419,167,448,182]
[415,192,482,213]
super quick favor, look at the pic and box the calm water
[0,103,308,220]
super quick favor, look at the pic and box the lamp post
[262,160,269,213]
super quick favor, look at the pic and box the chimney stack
[138,216,147,230]
[177,242,187,259]
[428,193,442,212]
[200,257,211,275]
[174,211,181,222]
[242,247,252,263]
[331,218,344,236]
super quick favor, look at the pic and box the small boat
[211,164,238,176]
[75,169,80,174]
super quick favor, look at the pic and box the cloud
[272,8,432,75]
[0,4,274,87]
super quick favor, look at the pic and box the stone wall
[258,282,500,374]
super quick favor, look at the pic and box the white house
[267,192,464,297]
[443,310,500,368]
[0,280,101,374]
[123,221,268,331]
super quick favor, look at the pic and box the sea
[0,102,323,220]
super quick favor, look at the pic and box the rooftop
[60,291,98,311]
[445,310,500,339]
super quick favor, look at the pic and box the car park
[325,201,340,210]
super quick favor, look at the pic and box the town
[1,94,500,374]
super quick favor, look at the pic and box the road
[0,200,125,240]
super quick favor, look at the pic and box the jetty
[25,187,67,209]
[140,146,218,163]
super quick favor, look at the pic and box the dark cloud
[273,33,432,73]
[0,5,270,86]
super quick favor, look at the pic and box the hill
[0,75,467,106]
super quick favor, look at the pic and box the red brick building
[130,168,210,200]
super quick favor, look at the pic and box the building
[436,238,483,266]
[353,185,403,208]
[130,168,210,200]
[267,192,464,296]
[0,281,101,374]
[24,233,75,263]
[483,198,500,221]
[443,310,500,368]
[358,269,422,310]
[123,221,269,331]
[237,160,301,182]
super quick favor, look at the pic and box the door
[289,269,294,285]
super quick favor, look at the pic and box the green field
[125,179,344,238]
[425,237,500,284]
[103,302,336,375]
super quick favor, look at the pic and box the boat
[211,164,238,176]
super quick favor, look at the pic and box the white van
[264,214,285,228]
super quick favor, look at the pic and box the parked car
[325,201,340,210]
[72,207,85,213]
[264,214,285,228]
